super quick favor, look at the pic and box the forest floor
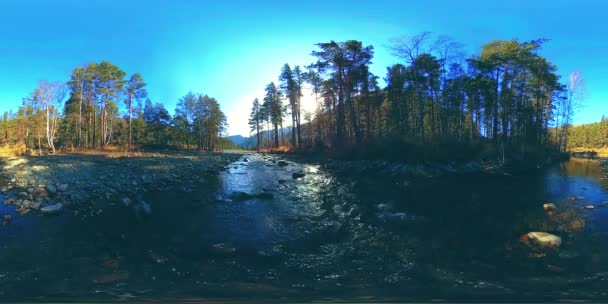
[0,151,242,219]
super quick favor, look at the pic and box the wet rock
[18,208,30,215]
[543,203,558,211]
[147,250,168,264]
[57,184,68,192]
[278,179,286,184]
[520,232,562,252]
[211,243,236,255]
[546,264,565,273]
[292,172,306,179]
[584,205,595,210]
[230,191,274,201]
[102,258,121,270]
[134,199,151,216]
[378,212,426,224]
[120,196,132,207]
[45,184,57,194]
[243,157,250,162]
[599,201,608,207]
[277,160,288,167]
[93,271,129,284]
[557,219,585,232]
[40,203,63,214]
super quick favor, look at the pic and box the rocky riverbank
[0,152,242,220]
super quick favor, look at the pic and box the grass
[0,144,27,157]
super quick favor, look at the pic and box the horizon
[1,0,607,137]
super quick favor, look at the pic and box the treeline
[0,61,228,154]
[249,33,585,160]
[565,116,608,149]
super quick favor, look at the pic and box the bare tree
[560,71,585,151]
[36,81,67,154]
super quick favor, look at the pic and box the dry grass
[569,147,608,158]
[0,144,27,157]
[260,146,296,153]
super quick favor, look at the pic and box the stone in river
[292,172,306,179]
[584,205,595,210]
[277,160,288,167]
[211,243,236,255]
[520,232,562,250]
[93,271,129,284]
[57,184,68,192]
[543,203,558,211]
[45,184,57,194]
[40,203,63,214]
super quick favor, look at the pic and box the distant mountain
[228,127,296,149]
[227,135,248,146]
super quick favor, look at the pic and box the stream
[0,154,607,301]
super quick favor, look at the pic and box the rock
[120,196,131,207]
[278,179,286,184]
[35,189,49,198]
[45,184,57,194]
[93,271,129,284]
[243,157,250,162]
[231,191,274,201]
[57,184,68,192]
[584,205,595,210]
[277,160,288,167]
[18,192,28,199]
[30,202,41,210]
[2,214,11,221]
[558,219,585,232]
[40,203,63,214]
[543,203,558,211]
[211,243,236,255]
[292,172,306,179]
[18,208,30,215]
[520,232,562,251]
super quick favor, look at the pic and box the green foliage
[566,116,608,149]
[1,61,228,153]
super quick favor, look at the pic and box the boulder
[543,203,558,211]
[40,203,63,214]
[292,172,306,179]
[45,184,57,194]
[277,160,288,167]
[520,232,562,251]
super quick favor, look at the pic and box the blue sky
[0,0,606,136]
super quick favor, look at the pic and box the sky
[0,0,606,136]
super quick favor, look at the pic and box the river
[0,155,607,301]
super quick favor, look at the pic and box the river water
[0,155,607,301]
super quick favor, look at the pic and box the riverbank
[569,147,608,159]
[0,151,242,219]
